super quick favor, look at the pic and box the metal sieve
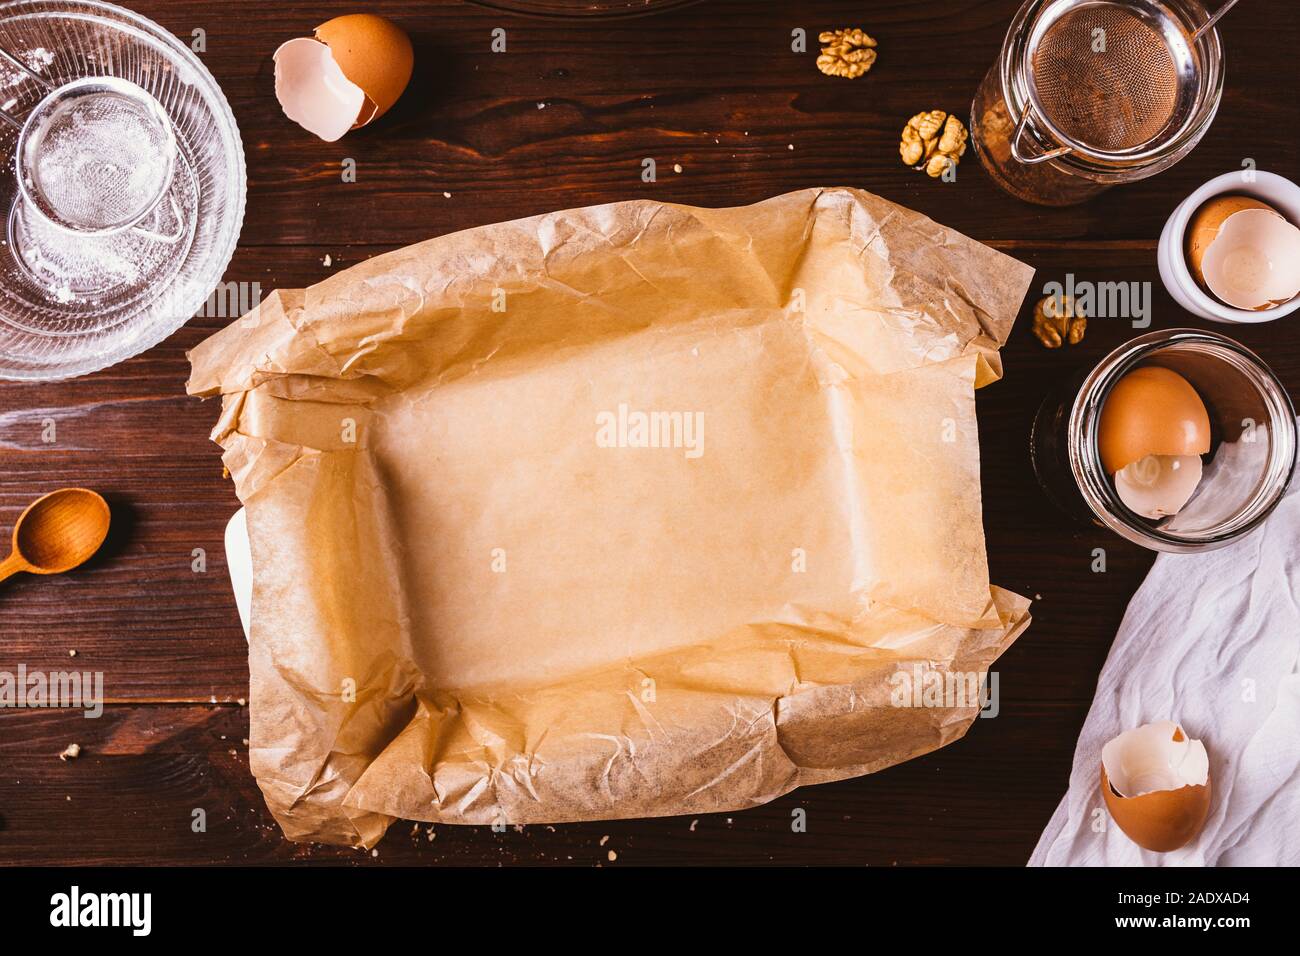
[1017,0,1236,164]
[972,0,1236,203]
[1029,3,1185,153]
[13,76,176,234]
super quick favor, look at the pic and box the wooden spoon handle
[0,551,28,585]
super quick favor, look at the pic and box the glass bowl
[1031,329,1297,552]
[0,0,245,380]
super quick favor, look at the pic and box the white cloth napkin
[1030,452,1300,866]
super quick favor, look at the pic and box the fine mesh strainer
[13,74,177,234]
[1029,4,1186,153]
[972,0,1236,204]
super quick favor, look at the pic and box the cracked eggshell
[1186,195,1277,290]
[1097,367,1211,476]
[1114,453,1203,519]
[1201,208,1300,311]
[274,14,413,142]
[1101,721,1211,853]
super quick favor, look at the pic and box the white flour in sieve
[26,88,173,232]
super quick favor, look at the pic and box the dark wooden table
[0,0,1295,866]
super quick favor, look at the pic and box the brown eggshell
[1101,765,1211,853]
[1097,366,1212,475]
[315,14,414,128]
[1186,195,1279,290]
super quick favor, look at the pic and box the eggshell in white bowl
[1201,208,1300,310]
[1158,170,1300,323]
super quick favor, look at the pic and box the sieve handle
[126,194,184,245]
[1010,100,1073,166]
[1192,0,1240,42]
[0,44,53,129]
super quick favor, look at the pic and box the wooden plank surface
[0,0,1297,865]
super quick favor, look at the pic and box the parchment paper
[188,187,1035,847]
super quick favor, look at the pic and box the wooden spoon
[0,488,111,585]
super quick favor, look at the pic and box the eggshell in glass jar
[1097,367,1211,475]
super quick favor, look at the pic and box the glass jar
[1031,329,1297,552]
[970,0,1226,206]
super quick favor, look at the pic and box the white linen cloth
[1030,453,1300,866]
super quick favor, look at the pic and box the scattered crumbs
[1034,593,1043,601]
[426,826,436,842]
[58,743,81,761]
[537,101,546,109]
[228,749,237,757]
[241,738,249,747]
[726,817,733,825]
[607,850,617,862]
[66,795,71,801]
[68,650,76,658]
[513,824,524,833]
[672,163,683,174]
[599,834,609,846]
[744,131,749,136]
[237,698,247,707]
[371,849,379,858]
[689,819,698,832]
[546,825,556,833]
[788,144,794,150]
[322,254,332,267]
[443,191,452,199]
[209,695,217,704]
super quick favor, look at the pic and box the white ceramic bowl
[1158,170,1300,323]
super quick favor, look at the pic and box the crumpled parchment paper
[188,187,1035,846]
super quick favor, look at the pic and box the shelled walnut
[816,28,877,79]
[899,111,968,178]
[1031,293,1087,348]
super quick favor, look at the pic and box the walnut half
[1031,293,1088,348]
[900,111,968,178]
[816,28,878,79]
